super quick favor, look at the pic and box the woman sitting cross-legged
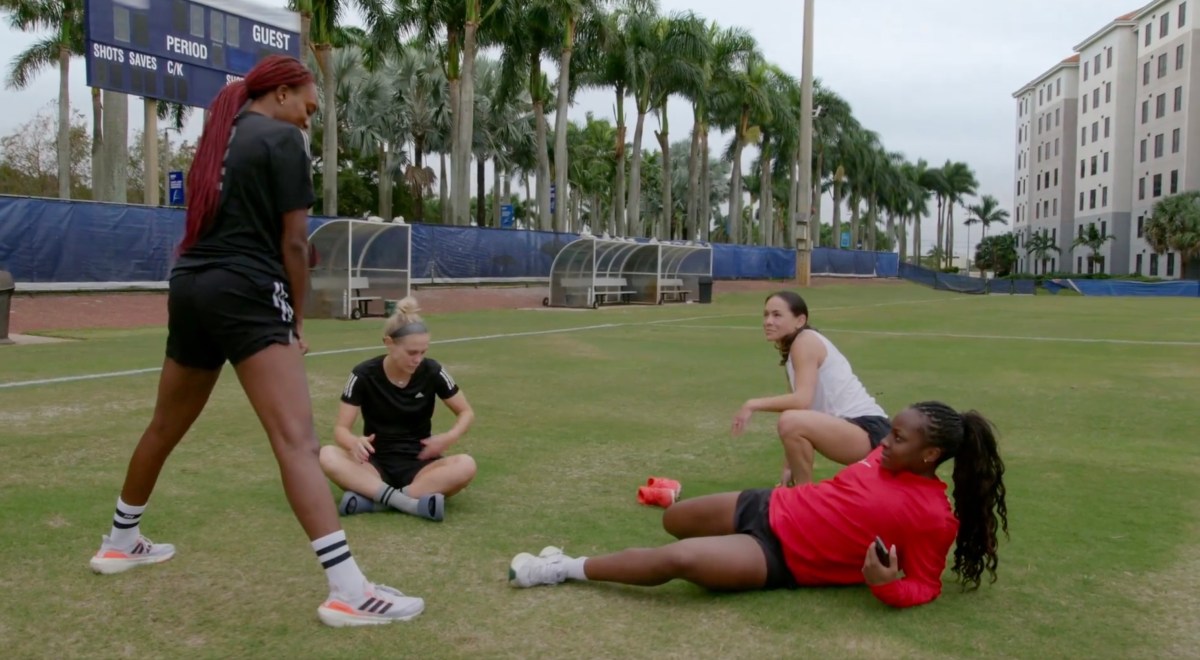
[509,401,1008,609]
[319,297,476,521]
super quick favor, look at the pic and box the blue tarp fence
[1043,278,1200,297]
[0,195,899,283]
[898,263,1037,295]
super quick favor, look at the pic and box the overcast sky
[0,0,1145,253]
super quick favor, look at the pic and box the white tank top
[785,330,886,419]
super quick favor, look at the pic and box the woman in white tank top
[731,291,890,486]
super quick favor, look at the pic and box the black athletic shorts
[734,488,798,590]
[369,455,441,490]
[846,415,892,449]
[165,268,296,370]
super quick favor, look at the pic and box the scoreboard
[84,0,302,109]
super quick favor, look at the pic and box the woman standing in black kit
[87,55,424,628]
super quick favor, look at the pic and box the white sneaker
[317,583,425,627]
[89,535,176,575]
[508,546,569,588]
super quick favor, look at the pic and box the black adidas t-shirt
[172,111,316,284]
[341,355,461,460]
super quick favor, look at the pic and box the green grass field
[1,282,1197,659]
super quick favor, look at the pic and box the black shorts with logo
[734,488,799,590]
[165,267,296,370]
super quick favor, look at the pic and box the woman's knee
[317,444,346,473]
[777,410,819,440]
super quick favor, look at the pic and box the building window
[1090,190,1097,209]
[1146,24,1152,46]
[1141,139,1148,162]
[1038,145,1043,162]
[1056,108,1061,126]
[1106,82,1112,103]
[1157,93,1167,118]
[1175,86,1183,112]
[1081,160,1086,178]
[1159,53,1168,78]
[1139,177,1146,200]
[1107,47,1113,68]
[1056,79,1061,96]
[1082,96,1088,113]
[1078,256,1084,273]
[1102,187,1108,207]
[1079,192,1085,211]
[1082,126,1087,145]
[1103,152,1109,172]
[1104,117,1110,138]
[1092,122,1099,141]
[1178,44,1186,70]
[1167,253,1176,277]
[1055,137,1060,156]
[1093,88,1100,108]
[1053,199,1058,215]
[1101,220,1107,236]
[1150,253,1159,276]
[1054,168,1059,185]
[1161,12,1170,38]
[1155,133,1164,158]
[1136,253,1143,275]
[1173,128,1181,153]
[1171,169,1179,194]
[1153,173,1163,197]
[1091,155,1098,175]
[1094,54,1101,74]
[1084,61,1090,80]
[1138,215,1145,237]
[1181,2,1187,27]
[1142,100,1149,124]
[1144,61,1151,85]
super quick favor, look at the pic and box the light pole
[795,0,815,286]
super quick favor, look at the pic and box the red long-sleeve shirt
[768,446,959,608]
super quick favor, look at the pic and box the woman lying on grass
[509,401,1008,608]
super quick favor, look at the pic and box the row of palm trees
[4,0,1011,268]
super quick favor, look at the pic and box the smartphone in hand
[874,536,891,567]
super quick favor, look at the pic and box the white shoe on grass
[509,546,569,587]
[89,535,176,575]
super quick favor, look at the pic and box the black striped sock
[109,497,145,549]
[311,530,367,599]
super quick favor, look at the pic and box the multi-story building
[1012,56,1078,274]
[1013,0,1199,279]
[1130,0,1197,279]
[1072,14,1138,275]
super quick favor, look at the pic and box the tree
[975,233,1017,277]
[965,194,1009,244]
[2,0,83,199]
[1144,191,1200,279]
[126,131,197,205]
[1024,230,1061,275]
[0,100,90,198]
[1071,224,1114,274]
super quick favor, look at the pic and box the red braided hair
[180,55,314,252]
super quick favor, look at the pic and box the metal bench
[658,278,690,303]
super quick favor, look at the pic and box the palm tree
[2,0,82,199]
[1025,230,1061,275]
[965,194,1010,272]
[1071,224,1114,274]
[1144,191,1200,279]
[938,160,978,268]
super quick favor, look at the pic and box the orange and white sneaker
[317,583,425,627]
[89,535,176,575]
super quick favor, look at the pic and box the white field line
[0,297,965,390]
[669,325,1200,347]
